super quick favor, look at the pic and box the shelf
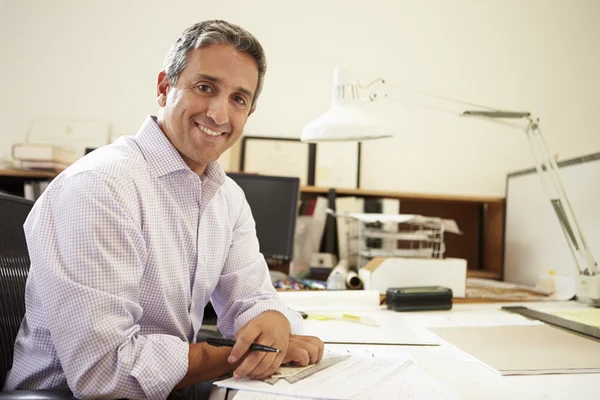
[467,269,502,279]
[0,168,59,179]
[300,185,504,204]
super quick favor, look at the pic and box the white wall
[1,0,599,197]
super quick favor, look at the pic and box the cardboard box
[359,257,467,298]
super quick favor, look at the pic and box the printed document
[214,346,412,399]
[229,350,463,399]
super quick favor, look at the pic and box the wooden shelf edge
[301,186,504,204]
[0,168,60,179]
[467,270,501,279]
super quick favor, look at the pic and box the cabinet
[300,186,505,280]
[0,169,58,197]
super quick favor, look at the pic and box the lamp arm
[523,118,598,276]
[362,77,598,276]
[360,79,502,112]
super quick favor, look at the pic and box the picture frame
[314,141,362,189]
[240,136,316,186]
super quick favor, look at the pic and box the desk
[399,301,597,400]
[218,300,598,399]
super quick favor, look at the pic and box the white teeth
[197,123,221,136]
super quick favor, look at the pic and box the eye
[196,84,213,93]
[232,95,247,106]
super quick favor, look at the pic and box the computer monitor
[227,173,300,264]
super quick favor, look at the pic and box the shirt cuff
[233,302,304,336]
[131,334,189,399]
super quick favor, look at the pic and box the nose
[206,95,229,126]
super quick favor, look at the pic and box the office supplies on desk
[359,257,467,297]
[263,355,350,385]
[206,338,280,353]
[429,324,600,375]
[465,277,555,301]
[24,117,111,161]
[12,143,77,165]
[386,286,453,311]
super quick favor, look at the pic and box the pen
[205,338,280,353]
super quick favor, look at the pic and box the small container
[386,286,453,312]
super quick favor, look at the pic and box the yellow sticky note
[342,313,361,322]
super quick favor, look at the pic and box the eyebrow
[192,74,254,99]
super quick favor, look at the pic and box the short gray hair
[163,20,267,111]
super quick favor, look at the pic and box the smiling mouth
[195,122,226,137]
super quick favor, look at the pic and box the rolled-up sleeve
[28,171,188,399]
[211,187,304,338]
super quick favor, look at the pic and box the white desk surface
[400,341,595,399]
[296,301,598,399]
[390,301,596,400]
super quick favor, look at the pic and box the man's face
[156,44,259,175]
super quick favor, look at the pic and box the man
[5,20,324,399]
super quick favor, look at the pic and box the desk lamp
[301,67,600,305]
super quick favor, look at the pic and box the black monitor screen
[227,173,299,262]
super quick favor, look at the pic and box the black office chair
[0,192,73,399]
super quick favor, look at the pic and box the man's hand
[282,334,324,368]
[248,334,324,380]
[229,311,291,379]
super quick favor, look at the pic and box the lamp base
[575,275,600,306]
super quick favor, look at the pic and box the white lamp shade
[301,102,392,142]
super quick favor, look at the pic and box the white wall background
[1,0,598,197]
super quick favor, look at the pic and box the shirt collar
[134,116,227,185]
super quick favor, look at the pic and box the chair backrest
[0,192,34,385]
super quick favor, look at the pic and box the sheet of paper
[215,351,412,399]
[357,363,463,400]
[403,309,542,329]
[301,309,439,345]
[429,324,600,375]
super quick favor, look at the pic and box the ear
[157,71,170,107]
[248,104,256,116]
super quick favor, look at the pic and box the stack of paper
[215,345,463,399]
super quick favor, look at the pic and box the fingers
[317,341,324,363]
[287,335,325,365]
[234,337,285,379]
[250,351,286,380]
[234,347,272,379]
[229,327,259,364]
[283,345,311,367]
[229,311,296,380]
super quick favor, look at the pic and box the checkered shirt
[4,116,303,399]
